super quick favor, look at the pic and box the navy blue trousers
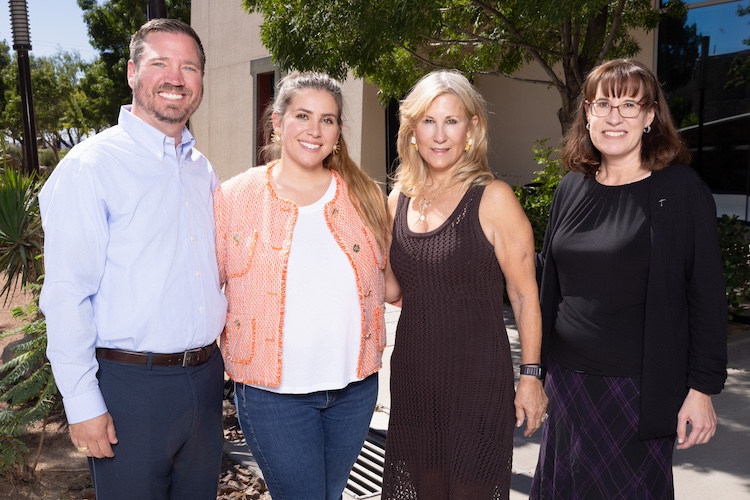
[89,347,224,500]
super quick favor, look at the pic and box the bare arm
[385,189,402,304]
[479,180,547,437]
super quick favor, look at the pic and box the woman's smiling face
[413,93,477,174]
[586,85,655,168]
[274,88,341,171]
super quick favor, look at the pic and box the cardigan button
[364,290,372,297]
[331,208,339,216]
[353,244,360,253]
[365,333,372,339]
[233,234,241,244]
[234,320,241,328]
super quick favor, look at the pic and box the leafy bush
[0,280,55,480]
[37,150,57,168]
[0,166,52,479]
[514,140,567,251]
[0,167,44,303]
[717,215,750,317]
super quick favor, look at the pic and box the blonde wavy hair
[393,70,494,197]
[260,72,389,251]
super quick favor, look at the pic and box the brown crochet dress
[382,185,514,500]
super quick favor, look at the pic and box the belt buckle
[182,348,201,367]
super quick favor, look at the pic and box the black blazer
[538,164,728,439]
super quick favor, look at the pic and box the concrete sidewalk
[368,305,750,500]
[227,304,750,499]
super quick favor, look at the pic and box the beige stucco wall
[190,2,385,183]
[191,0,656,186]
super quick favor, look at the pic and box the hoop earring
[332,140,341,155]
[464,137,474,152]
[271,132,281,143]
[644,125,652,134]
[411,136,418,152]
[585,122,590,131]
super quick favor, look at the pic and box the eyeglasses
[585,100,646,118]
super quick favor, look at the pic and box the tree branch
[597,0,627,63]
[469,0,565,89]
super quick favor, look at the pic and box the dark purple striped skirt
[530,358,676,500]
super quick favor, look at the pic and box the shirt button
[196,271,201,278]
[185,201,190,208]
[198,306,204,313]
[191,236,196,243]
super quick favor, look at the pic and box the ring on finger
[541,413,549,423]
[77,446,89,453]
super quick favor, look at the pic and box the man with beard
[39,19,227,499]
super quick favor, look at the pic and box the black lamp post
[147,0,167,20]
[8,0,38,175]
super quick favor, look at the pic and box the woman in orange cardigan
[214,72,394,500]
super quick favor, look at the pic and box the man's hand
[70,412,118,458]
[514,376,548,437]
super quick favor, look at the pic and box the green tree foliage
[77,0,192,126]
[0,41,12,126]
[0,52,96,164]
[243,0,686,131]
[727,3,750,88]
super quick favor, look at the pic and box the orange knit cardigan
[214,163,387,387]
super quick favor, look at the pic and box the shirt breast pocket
[227,229,258,278]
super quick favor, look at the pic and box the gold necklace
[419,184,448,222]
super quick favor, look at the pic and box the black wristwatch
[520,364,546,381]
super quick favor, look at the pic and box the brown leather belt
[95,342,217,367]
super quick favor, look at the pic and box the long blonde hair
[394,71,494,197]
[260,72,389,251]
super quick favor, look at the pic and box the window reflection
[658,0,750,219]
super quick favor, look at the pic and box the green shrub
[717,215,750,317]
[37,150,57,168]
[0,167,44,303]
[0,280,55,480]
[514,140,567,251]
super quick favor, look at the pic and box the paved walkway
[368,305,750,500]
[228,304,750,499]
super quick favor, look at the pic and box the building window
[251,58,279,167]
[658,0,750,219]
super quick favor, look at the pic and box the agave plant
[0,166,44,303]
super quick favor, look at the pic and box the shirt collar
[118,105,196,161]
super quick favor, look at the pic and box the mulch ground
[0,286,269,499]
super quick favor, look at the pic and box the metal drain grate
[345,429,387,499]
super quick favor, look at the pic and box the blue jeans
[234,374,378,500]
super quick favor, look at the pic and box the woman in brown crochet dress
[382,70,547,499]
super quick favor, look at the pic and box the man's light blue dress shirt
[39,106,228,424]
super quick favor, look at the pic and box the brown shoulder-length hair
[561,59,690,176]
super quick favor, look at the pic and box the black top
[538,165,728,439]
[550,176,651,376]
